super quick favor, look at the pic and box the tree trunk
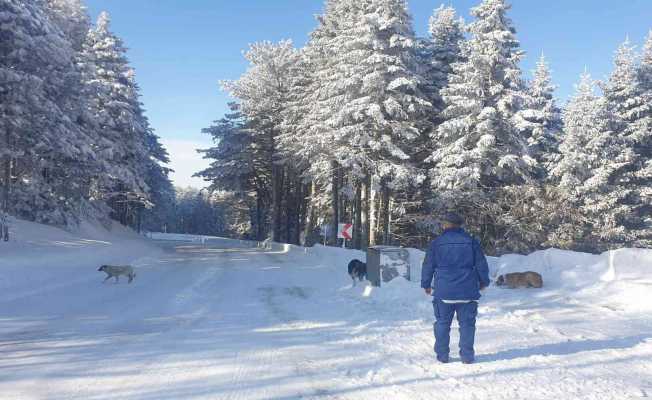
[354,182,362,249]
[272,166,284,241]
[369,177,378,246]
[2,158,10,213]
[136,206,143,233]
[303,181,316,246]
[285,170,293,243]
[382,183,391,245]
[293,177,303,245]
[255,193,264,240]
[330,161,340,245]
[363,173,371,249]
[2,129,10,212]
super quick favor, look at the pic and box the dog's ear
[496,275,503,285]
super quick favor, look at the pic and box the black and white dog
[348,259,367,286]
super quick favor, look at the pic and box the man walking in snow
[421,212,490,364]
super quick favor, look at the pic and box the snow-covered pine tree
[599,39,652,246]
[221,40,301,242]
[141,160,175,233]
[307,0,432,245]
[640,30,652,92]
[41,0,102,216]
[426,0,534,250]
[404,4,467,248]
[43,0,90,51]
[551,70,630,249]
[283,0,351,245]
[80,12,153,225]
[638,31,652,241]
[552,73,604,193]
[197,104,256,198]
[430,0,533,191]
[140,119,174,233]
[275,49,320,244]
[196,103,268,238]
[514,55,562,178]
[0,0,94,224]
[419,5,465,119]
[336,0,430,188]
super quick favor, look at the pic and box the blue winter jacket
[420,228,491,301]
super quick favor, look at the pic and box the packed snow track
[1,238,651,400]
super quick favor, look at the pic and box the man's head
[441,211,464,230]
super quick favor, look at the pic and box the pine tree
[429,0,533,192]
[197,104,272,240]
[640,30,652,92]
[552,73,606,191]
[423,0,537,251]
[305,0,432,244]
[420,5,465,117]
[196,103,259,195]
[638,31,652,239]
[600,39,652,246]
[329,0,431,189]
[42,0,101,212]
[273,3,352,245]
[81,12,153,224]
[221,41,301,241]
[0,0,93,224]
[552,70,630,248]
[514,54,562,177]
[44,0,90,51]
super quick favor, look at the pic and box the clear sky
[85,0,652,189]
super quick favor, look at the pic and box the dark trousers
[433,300,478,361]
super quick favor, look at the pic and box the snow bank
[307,244,366,264]
[147,232,299,253]
[0,218,161,299]
[308,243,652,314]
[490,248,652,310]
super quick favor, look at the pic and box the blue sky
[85,0,652,188]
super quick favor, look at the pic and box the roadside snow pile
[308,244,366,266]
[491,248,652,312]
[309,243,652,314]
[0,218,161,299]
[358,277,433,316]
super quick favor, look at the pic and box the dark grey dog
[348,259,367,286]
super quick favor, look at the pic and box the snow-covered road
[2,240,651,399]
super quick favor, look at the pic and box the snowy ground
[1,221,651,399]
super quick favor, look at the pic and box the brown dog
[495,271,543,289]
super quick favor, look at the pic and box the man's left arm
[473,240,490,290]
